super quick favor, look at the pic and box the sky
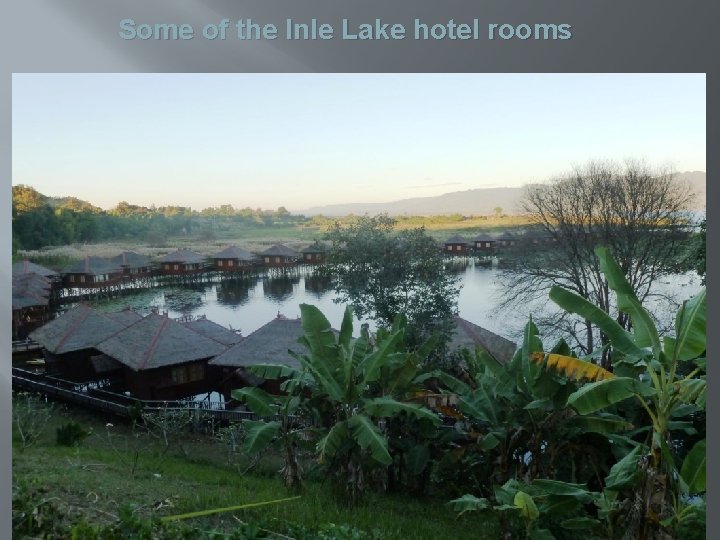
[12,73,705,211]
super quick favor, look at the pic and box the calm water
[85,263,702,345]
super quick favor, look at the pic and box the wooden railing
[10,368,271,423]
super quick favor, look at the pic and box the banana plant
[547,246,706,538]
[231,373,311,491]
[293,303,441,503]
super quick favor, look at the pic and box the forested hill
[11,185,302,252]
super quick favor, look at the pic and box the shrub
[56,421,90,447]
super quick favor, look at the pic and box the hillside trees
[503,159,695,360]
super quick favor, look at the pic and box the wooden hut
[29,304,137,379]
[210,315,311,397]
[444,235,471,255]
[495,231,517,248]
[212,245,255,272]
[156,249,208,275]
[12,272,52,339]
[301,241,327,264]
[63,256,123,288]
[448,316,517,364]
[95,313,227,400]
[12,260,60,282]
[109,251,153,277]
[259,244,299,267]
[472,234,495,253]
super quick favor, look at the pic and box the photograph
[10,73,707,539]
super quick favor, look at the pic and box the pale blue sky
[12,74,705,211]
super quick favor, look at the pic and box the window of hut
[218,260,223,267]
[69,275,75,282]
[275,257,281,263]
[171,366,188,384]
[80,275,85,283]
[188,363,204,381]
[264,257,270,263]
[228,260,234,267]
[173,264,179,271]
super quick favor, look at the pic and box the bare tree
[501,159,695,365]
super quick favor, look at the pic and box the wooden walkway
[11,368,280,423]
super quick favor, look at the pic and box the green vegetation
[322,215,460,348]
[12,402,498,539]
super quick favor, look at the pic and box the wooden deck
[11,368,285,423]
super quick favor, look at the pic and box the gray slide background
[2,1,717,538]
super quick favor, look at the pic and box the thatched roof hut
[96,313,226,371]
[12,273,51,310]
[210,316,308,370]
[109,251,153,273]
[156,249,206,264]
[448,316,517,364]
[213,245,255,261]
[156,249,207,275]
[12,260,58,278]
[104,308,143,327]
[184,318,243,347]
[301,241,327,264]
[259,244,299,267]
[444,234,471,254]
[30,304,131,354]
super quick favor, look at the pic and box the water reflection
[304,273,333,298]
[163,286,207,314]
[216,278,256,307]
[262,276,300,303]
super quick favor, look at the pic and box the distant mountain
[301,171,705,216]
[301,187,525,216]
[675,171,706,210]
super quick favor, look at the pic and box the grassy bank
[12,399,497,539]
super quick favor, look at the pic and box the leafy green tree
[323,215,460,348]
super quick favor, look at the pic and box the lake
[83,262,702,347]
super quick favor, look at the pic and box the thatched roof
[64,256,120,276]
[496,231,517,241]
[445,235,469,244]
[448,316,517,364]
[104,308,143,327]
[96,313,227,371]
[184,318,243,347]
[210,316,308,369]
[90,353,123,374]
[12,260,58,278]
[12,273,51,310]
[213,245,255,261]
[30,304,129,354]
[156,249,206,264]
[302,241,327,254]
[260,244,298,258]
[473,234,494,242]
[109,251,152,268]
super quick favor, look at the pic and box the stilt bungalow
[212,245,256,272]
[472,234,496,253]
[157,249,208,275]
[448,316,517,364]
[495,231,517,248]
[29,304,139,380]
[259,244,299,267]
[63,256,123,288]
[444,235,471,255]
[109,251,153,278]
[301,241,327,264]
[12,272,52,339]
[12,260,60,283]
[95,313,227,400]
